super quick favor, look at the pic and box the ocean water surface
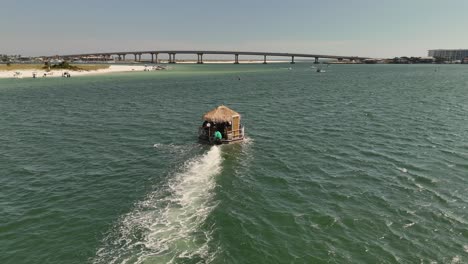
[0,64,467,263]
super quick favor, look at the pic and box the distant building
[428,49,468,61]
[17,57,32,62]
[363,58,385,64]
[78,55,113,62]
[396,57,410,64]
[418,57,435,63]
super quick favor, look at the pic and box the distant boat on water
[144,65,167,71]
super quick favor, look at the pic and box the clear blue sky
[2,0,468,57]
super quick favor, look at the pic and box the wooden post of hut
[232,114,240,138]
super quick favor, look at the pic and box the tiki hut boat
[199,105,245,144]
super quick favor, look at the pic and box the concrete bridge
[47,50,368,64]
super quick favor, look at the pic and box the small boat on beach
[198,105,245,145]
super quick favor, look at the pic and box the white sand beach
[0,65,147,79]
[0,61,291,79]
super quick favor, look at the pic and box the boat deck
[198,127,245,145]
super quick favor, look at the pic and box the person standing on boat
[214,130,222,144]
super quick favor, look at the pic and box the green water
[1,64,467,264]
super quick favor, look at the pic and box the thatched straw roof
[203,105,240,123]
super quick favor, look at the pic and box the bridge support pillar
[263,55,267,64]
[197,53,204,64]
[151,53,154,63]
[118,55,122,61]
[138,54,141,62]
[155,53,158,64]
[234,54,239,64]
[122,54,126,61]
[169,53,176,63]
[314,57,319,64]
[134,54,137,61]
[291,56,295,64]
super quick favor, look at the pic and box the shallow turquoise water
[1,64,467,263]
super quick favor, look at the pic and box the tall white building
[428,49,468,61]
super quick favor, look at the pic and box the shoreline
[0,60,332,79]
[169,60,289,64]
[0,61,288,79]
[0,65,147,79]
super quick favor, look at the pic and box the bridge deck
[48,50,367,60]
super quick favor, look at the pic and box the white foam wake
[93,146,222,264]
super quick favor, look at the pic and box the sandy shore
[0,65,147,79]
[0,61,291,79]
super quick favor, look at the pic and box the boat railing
[226,127,244,140]
[199,126,244,141]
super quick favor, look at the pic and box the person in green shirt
[214,130,222,143]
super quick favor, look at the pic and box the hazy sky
[2,0,468,57]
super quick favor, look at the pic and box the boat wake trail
[93,146,222,264]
